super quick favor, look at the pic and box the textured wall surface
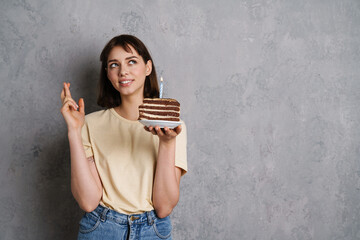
[1,0,360,239]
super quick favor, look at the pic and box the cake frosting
[139,98,180,121]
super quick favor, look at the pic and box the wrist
[159,138,176,148]
[68,128,82,138]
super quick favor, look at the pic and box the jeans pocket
[79,212,101,234]
[152,216,172,239]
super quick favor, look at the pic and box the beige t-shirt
[81,108,187,215]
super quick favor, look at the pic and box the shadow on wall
[34,57,101,239]
[35,136,82,239]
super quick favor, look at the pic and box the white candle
[159,76,164,98]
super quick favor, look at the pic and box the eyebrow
[108,56,138,63]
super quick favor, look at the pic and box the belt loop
[100,207,109,222]
[146,211,154,225]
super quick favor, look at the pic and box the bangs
[119,43,133,53]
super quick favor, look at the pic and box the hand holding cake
[139,76,182,138]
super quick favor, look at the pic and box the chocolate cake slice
[139,98,180,121]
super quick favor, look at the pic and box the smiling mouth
[119,79,134,86]
[120,80,132,84]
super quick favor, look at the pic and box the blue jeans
[77,205,172,240]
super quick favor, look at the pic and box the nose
[120,65,128,76]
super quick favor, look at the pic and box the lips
[119,79,134,87]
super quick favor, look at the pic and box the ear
[145,60,152,76]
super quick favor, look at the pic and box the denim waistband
[92,205,156,225]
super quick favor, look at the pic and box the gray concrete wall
[1,0,360,239]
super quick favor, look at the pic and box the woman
[60,34,187,239]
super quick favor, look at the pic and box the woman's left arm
[146,125,183,218]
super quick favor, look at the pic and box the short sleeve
[81,120,94,158]
[175,120,188,176]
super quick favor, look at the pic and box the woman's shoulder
[179,119,186,127]
[85,108,111,123]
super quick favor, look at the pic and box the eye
[129,60,137,65]
[109,63,119,68]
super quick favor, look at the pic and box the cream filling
[139,108,179,114]
[140,112,178,119]
[141,103,179,108]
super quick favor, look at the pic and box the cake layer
[139,116,180,121]
[139,105,180,111]
[138,98,180,122]
[143,99,180,106]
[139,110,180,117]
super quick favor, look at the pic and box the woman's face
[106,45,152,99]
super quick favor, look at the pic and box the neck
[115,94,144,121]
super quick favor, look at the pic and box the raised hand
[60,82,85,132]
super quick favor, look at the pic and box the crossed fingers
[60,82,79,111]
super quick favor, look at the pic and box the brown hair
[97,35,159,108]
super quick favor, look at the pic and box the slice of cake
[139,98,180,121]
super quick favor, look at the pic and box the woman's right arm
[60,82,103,212]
